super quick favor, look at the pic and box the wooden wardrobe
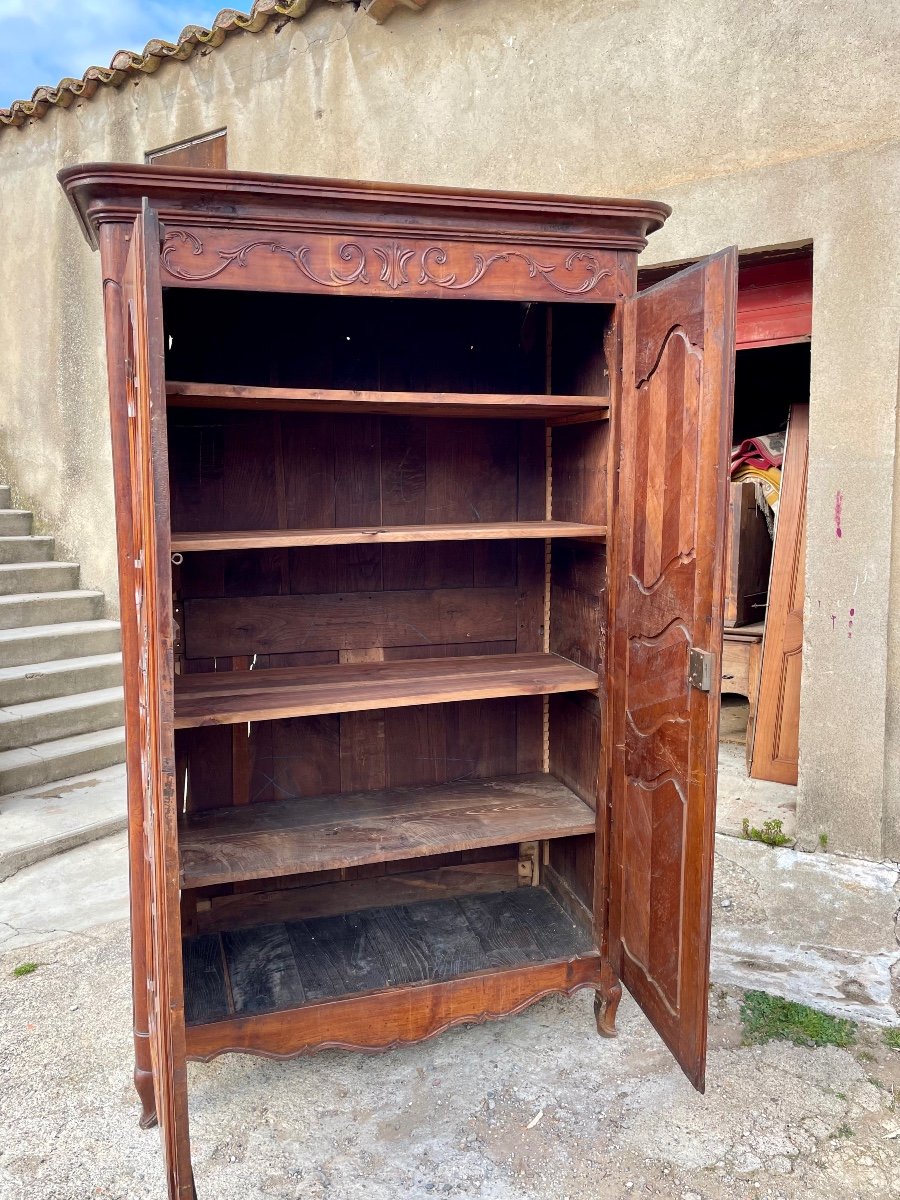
[60,164,736,1200]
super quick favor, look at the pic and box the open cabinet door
[607,249,737,1091]
[121,201,193,1198]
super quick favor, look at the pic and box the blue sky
[0,1,228,108]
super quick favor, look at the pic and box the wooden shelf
[179,772,595,889]
[171,520,606,553]
[174,652,598,729]
[166,381,609,421]
[183,886,597,1029]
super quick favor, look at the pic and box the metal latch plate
[689,647,714,692]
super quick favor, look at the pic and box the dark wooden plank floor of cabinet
[184,887,595,1026]
[61,162,735,1200]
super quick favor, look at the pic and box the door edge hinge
[688,647,714,692]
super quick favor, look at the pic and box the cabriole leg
[135,1033,157,1129]
[594,961,622,1038]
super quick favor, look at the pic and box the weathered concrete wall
[0,0,898,857]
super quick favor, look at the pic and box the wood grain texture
[608,249,736,1093]
[721,632,762,699]
[178,772,594,888]
[62,164,669,260]
[194,858,520,935]
[174,652,599,728]
[183,886,596,1030]
[723,481,772,627]
[183,587,520,658]
[171,520,605,552]
[120,206,195,1198]
[167,382,609,420]
[185,953,603,1061]
[750,404,808,785]
[73,160,712,1199]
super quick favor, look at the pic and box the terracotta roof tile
[0,0,431,132]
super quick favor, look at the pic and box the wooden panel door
[607,249,737,1091]
[749,403,809,784]
[122,200,193,1198]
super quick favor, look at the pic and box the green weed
[741,817,792,847]
[12,962,38,978]
[740,990,857,1048]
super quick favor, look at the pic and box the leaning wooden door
[606,249,737,1091]
[121,200,193,1197]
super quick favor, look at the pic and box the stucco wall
[0,0,898,857]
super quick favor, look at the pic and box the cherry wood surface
[178,771,595,888]
[66,161,742,1200]
[174,652,599,728]
[750,404,808,785]
[118,205,194,1198]
[167,381,609,420]
[185,953,603,1061]
[607,249,736,1093]
[171,519,606,552]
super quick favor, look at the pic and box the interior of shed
[720,341,810,773]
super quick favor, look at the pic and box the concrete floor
[1,749,897,1199]
[1,917,899,1200]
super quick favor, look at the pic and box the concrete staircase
[0,486,126,878]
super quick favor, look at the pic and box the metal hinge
[689,647,714,692]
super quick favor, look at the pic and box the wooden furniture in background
[750,403,808,784]
[61,163,736,1200]
[721,621,765,767]
[724,480,772,627]
[146,129,227,169]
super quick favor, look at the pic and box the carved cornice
[60,163,670,255]
[160,229,615,296]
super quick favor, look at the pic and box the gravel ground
[1,920,898,1200]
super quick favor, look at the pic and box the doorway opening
[716,253,813,838]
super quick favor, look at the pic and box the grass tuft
[740,990,856,1048]
[741,817,792,847]
[12,962,38,978]
[883,1028,900,1051]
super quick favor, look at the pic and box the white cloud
[0,0,228,106]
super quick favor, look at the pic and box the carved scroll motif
[417,246,610,294]
[161,230,612,295]
[161,230,369,287]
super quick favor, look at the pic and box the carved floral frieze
[161,230,613,296]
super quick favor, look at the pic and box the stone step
[0,619,121,668]
[0,590,103,629]
[0,652,123,706]
[0,726,126,795]
[0,686,124,751]
[0,762,127,881]
[0,536,56,565]
[0,561,79,596]
[0,487,10,508]
[0,510,33,536]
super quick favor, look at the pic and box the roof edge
[1,0,431,133]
